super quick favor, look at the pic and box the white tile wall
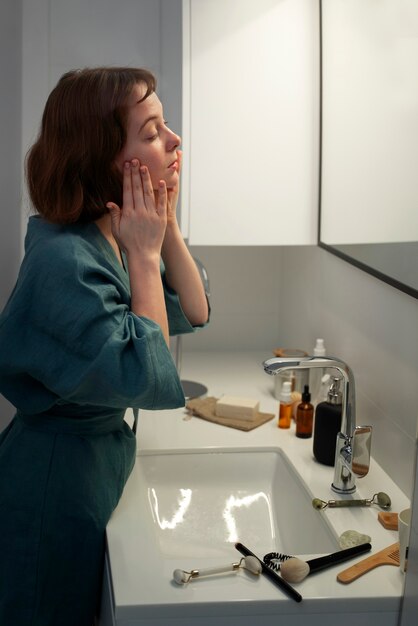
[183,246,283,352]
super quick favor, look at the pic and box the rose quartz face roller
[173,555,261,584]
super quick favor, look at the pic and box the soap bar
[215,395,260,421]
[378,512,398,530]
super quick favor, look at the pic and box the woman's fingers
[106,202,121,236]
[130,159,146,211]
[122,161,135,210]
[107,160,167,257]
[156,180,168,217]
[139,165,156,211]
[126,160,157,213]
[113,158,167,221]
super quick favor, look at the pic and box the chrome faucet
[263,356,372,494]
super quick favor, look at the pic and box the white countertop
[106,351,410,623]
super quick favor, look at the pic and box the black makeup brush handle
[307,543,372,573]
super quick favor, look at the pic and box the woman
[0,67,209,625]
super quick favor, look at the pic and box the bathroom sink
[135,446,338,560]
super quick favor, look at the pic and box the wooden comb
[337,542,399,583]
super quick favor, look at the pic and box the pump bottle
[309,338,327,406]
[312,376,343,465]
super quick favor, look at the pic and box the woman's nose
[167,128,181,151]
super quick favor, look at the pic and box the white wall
[184,246,283,352]
[0,0,23,428]
[0,0,22,306]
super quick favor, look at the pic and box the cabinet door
[182,0,319,245]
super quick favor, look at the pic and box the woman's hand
[107,159,170,344]
[107,159,167,260]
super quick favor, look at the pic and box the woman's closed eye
[145,120,169,142]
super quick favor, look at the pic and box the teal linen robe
[0,216,199,625]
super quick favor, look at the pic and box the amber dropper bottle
[296,385,314,438]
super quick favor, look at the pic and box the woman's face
[116,83,181,189]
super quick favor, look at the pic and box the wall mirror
[319,0,418,299]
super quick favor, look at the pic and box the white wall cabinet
[22,0,318,248]
[180,0,319,245]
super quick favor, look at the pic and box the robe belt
[16,410,129,436]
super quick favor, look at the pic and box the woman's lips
[168,159,178,171]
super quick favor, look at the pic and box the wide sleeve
[0,246,186,413]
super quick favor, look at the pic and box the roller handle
[327,499,369,508]
[196,564,238,577]
[173,563,239,584]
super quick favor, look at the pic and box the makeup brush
[279,543,372,583]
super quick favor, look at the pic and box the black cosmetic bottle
[313,376,343,466]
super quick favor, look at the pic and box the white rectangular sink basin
[136,446,338,560]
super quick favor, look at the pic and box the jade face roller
[312,491,391,511]
[173,555,261,584]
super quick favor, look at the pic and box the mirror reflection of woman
[0,67,209,626]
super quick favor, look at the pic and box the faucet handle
[352,425,372,478]
[332,425,372,494]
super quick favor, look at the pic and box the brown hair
[26,67,156,223]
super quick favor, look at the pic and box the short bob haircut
[26,67,156,224]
